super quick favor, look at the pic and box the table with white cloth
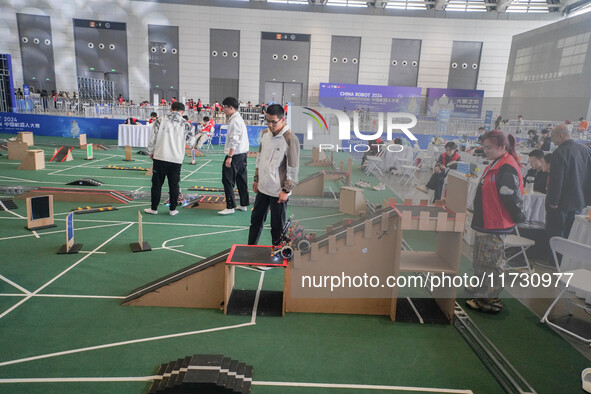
[380,145,413,171]
[563,215,591,270]
[118,124,152,147]
[522,192,546,223]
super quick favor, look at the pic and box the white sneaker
[236,206,248,211]
[415,185,428,194]
[218,208,235,215]
[355,180,371,188]
[144,208,158,215]
[372,183,386,191]
[169,210,179,216]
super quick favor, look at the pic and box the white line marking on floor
[0,377,474,393]
[34,294,125,299]
[252,381,474,393]
[181,160,211,181]
[0,321,255,367]
[0,274,31,295]
[32,231,40,238]
[0,222,130,242]
[1,209,26,219]
[48,155,114,175]
[251,271,265,324]
[0,222,134,321]
[79,251,107,254]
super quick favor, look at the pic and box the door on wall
[264,81,302,106]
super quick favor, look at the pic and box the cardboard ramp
[16,187,133,204]
[122,248,231,309]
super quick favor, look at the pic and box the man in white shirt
[144,102,194,216]
[248,104,300,246]
[219,97,250,215]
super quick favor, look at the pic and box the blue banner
[319,83,421,114]
[427,88,484,119]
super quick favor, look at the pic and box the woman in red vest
[467,129,525,313]
[416,141,461,202]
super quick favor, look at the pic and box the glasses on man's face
[266,118,281,125]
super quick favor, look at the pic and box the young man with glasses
[248,104,300,248]
[219,97,250,215]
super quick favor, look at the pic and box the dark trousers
[248,192,287,246]
[222,153,249,209]
[546,207,580,239]
[151,159,182,211]
[426,171,446,201]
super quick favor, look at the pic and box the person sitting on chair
[416,141,461,202]
[360,137,384,167]
[194,116,215,150]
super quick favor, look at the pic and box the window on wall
[506,0,550,13]
[385,0,427,10]
[326,0,368,7]
[445,0,487,12]
[557,32,590,76]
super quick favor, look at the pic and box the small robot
[164,193,189,208]
[271,215,312,261]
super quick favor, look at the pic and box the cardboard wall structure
[17,187,133,204]
[17,132,34,145]
[7,141,29,161]
[18,149,45,170]
[339,186,365,215]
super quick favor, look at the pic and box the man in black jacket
[546,124,591,238]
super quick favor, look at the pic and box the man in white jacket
[144,102,194,216]
[219,97,250,215]
[248,104,300,246]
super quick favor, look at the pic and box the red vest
[481,153,524,230]
[441,151,460,166]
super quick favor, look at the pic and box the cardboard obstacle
[187,195,227,210]
[18,149,45,170]
[147,354,253,394]
[306,147,334,167]
[247,151,258,158]
[7,141,30,161]
[339,186,366,215]
[17,187,133,204]
[122,249,231,309]
[130,210,151,252]
[84,143,93,160]
[79,133,87,148]
[292,172,325,197]
[25,195,56,231]
[186,146,204,157]
[17,132,34,145]
[57,212,83,254]
[123,145,133,161]
[49,146,74,162]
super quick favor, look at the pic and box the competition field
[0,134,588,393]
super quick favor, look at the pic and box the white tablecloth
[563,215,591,270]
[522,192,546,223]
[118,124,152,147]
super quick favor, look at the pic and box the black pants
[222,153,249,209]
[150,159,182,211]
[248,192,287,246]
[426,171,446,201]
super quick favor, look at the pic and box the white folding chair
[203,131,213,151]
[398,151,421,187]
[540,237,591,346]
[503,227,535,274]
[364,149,385,177]
[218,125,228,145]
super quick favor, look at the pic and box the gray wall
[210,29,240,103]
[388,38,421,87]
[73,18,129,100]
[447,41,482,90]
[16,14,56,94]
[148,25,179,102]
[329,36,360,84]
[501,12,591,121]
[259,32,310,105]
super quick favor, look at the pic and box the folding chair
[398,151,421,187]
[364,149,385,177]
[218,125,228,145]
[203,131,213,151]
[540,237,591,346]
[503,227,535,274]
